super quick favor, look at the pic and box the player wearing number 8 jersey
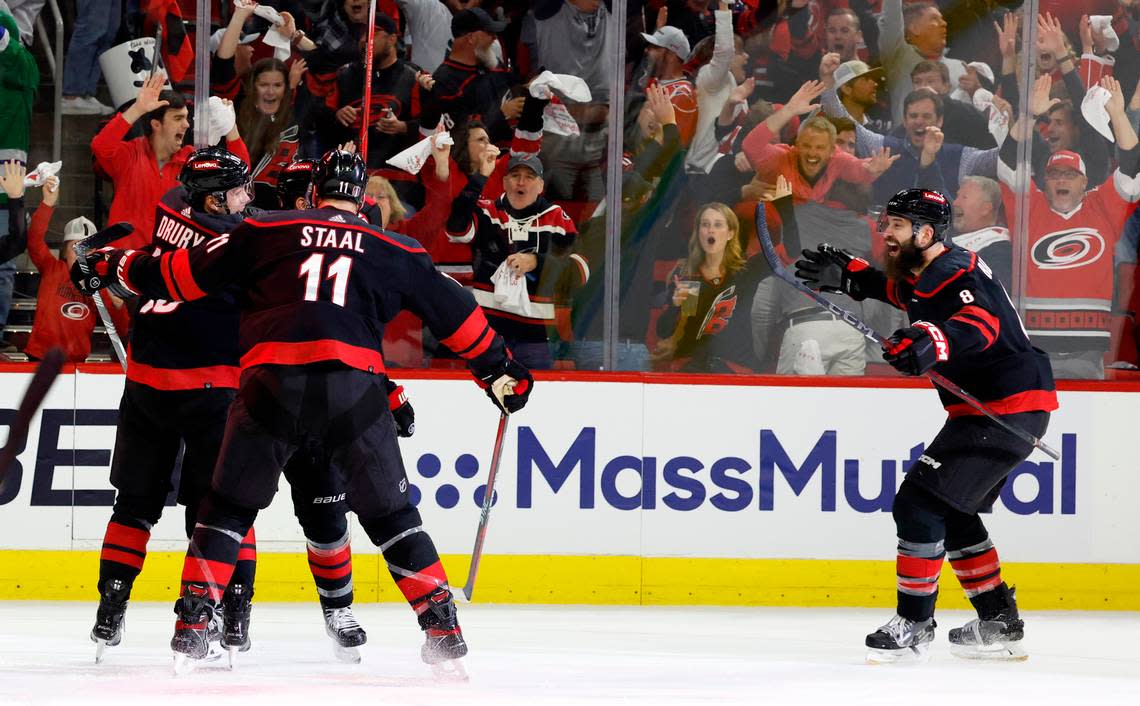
[73,150,534,675]
[794,188,1057,664]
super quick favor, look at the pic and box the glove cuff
[388,384,407,410]
[912,321,950,362]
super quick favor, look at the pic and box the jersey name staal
[300,226,366,252]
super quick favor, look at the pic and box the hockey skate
[865,614,936,664]
[171,586,219,675]
[323,606,367,664]
[221,583,253,668]
[418,587,468,681]
[949,585,1027,661]
[90,579,130,664]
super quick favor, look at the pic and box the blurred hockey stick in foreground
[74,222,134,371]
[0,347,65,494]
[754,204,1060,460]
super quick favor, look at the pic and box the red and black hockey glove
[386,382,415,437]
[882,322,949,376]
[70,248,138,299]
[794,244,876,300]
[476,356,533,414]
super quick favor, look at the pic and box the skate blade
[172,653,201,676]
[866,643,932,665]
[949,640,1028,662]
[93,638,111,664]
[227,646,239,670]
[332,643,361,664]
[204,641,226,664]
[430,658,469,682]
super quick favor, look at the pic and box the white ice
[0,602,1137,705]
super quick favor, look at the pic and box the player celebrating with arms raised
[794,188,1057,663]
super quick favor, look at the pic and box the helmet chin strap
[912,223,940,251]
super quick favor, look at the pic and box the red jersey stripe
[240,339,387,373]
[127,355,240,390]
[945,389,1059,418]
[171,249,207,300]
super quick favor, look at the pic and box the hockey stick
[754,205,1061,461]
[452,411,510,602]
[74,222,135,372]
[0,347,65,492]
[359,0,379,156]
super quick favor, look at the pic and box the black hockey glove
[70,248,138,299]
[387,382,415,437]
[882,323,949,376]
[794,244,875,300]
[476,356,534,414]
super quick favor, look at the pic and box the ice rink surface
[1,601,1137,706]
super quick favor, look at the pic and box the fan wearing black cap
[445,149,588,370]
[326,11,424,203]
[420,8,514,143]
[793,187,1056,664]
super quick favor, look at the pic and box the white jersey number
[299,253,354,307]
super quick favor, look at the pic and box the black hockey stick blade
[454,411,510,602]
[0,347,65,490]
[73,222,133,371]
[754,205,1061,461]
[73,222,134,267]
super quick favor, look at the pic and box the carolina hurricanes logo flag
[144,0,193,83]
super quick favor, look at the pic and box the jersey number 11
[299,253,354,307]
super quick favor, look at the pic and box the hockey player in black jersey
[89,147,255,664]
[794,188,1058,663]
[74,150,533,676]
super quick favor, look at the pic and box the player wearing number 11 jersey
[74,150,533,676]
[794,188,1057,664]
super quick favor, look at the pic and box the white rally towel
[24,161,62,188]
[206,95,237,145]
[490,260,536,317]
[528,71,592,102]
[543,102,581,137]
[1090,16,1121,53]
[386,131,454,175]
[1081,84,1114,142]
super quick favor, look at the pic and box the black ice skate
[323,606,367,663]
[171,585,218,675]
[949,584,1027,661]
[417,587,468,680]
[865,614,936,664]
[221,582,253,667]
[90,579,130,664]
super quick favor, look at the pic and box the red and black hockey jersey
[116,206,510,378]
[126,187,244,390]
[326,58,421,169]
[872,246,1058,418]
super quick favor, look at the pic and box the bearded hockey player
[74,150,532,677]
[794,188,1057,663]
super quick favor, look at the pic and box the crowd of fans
[4,0,1140,380]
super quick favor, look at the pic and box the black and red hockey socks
[896,538,945,621]
[306,530,354,610]
[98,515,151,594]
[948,538,1003,601]
[229,526,257,589]
[362,507,450,616]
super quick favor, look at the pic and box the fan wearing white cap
[640,24,698,146]
[20,175,128,363]
[996,75,1140,380]
[833,59,886,128]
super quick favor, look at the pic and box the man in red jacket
[25,176,128,362]
[91,73,250,250]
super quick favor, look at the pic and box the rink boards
[1,366,1138,610]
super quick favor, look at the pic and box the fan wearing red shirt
[24,177,129,362]
[90,73,250,251]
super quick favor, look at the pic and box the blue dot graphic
[409,484,421,507]
[455,454,479,479]
[473,485,499,507]
[436,484,460,509]
[417,453,442,478]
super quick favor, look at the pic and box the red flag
[143,0,193,83]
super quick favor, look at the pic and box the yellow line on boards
[1,552,1136,610]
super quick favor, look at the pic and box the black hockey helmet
[312,149,367,206]
[276,158,317,209]
[880,188,952,243]
[180,147,251,210]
